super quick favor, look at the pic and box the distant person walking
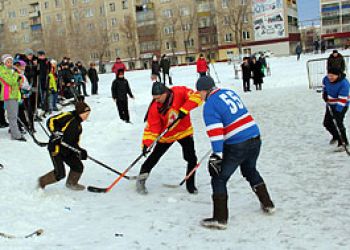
[295,43,302,61]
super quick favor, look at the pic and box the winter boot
[38,171,57,189]
[136,173,149,195]
[201,194,228,230]
[66,171,85,191]
[186,174,198,194]
[253,183,275,214]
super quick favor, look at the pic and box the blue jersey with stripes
[203,88,260,154]
[322,76,350,112]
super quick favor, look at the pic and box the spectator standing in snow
[295,43,302,61]
[250,57,264,91]
[38,101,91,191]
[195,76,275,230]
[111,57,126,77]
[88,62,99,95]
[196,53,208,77]
[160,54,172,85]
[322,67,349,151]
[111,69,134,123]
[151,55,161,82]
[241,57,252,92]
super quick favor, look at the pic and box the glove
[78,148,88,160]
[49,131,63,144]
[177,110,187,120]
[142,145,149,157]
[208,153,222,177]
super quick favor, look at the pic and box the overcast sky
[297,0,320,23]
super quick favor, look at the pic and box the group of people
[0,49,99,142]
[240,55,267,92]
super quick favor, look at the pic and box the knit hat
[1,54,13,64]
[24,48,34,56]
[152,82,168,95]
[328,67,342,76]
[37,50,46,56]
[75,101,91,114]
[196,76,216,91]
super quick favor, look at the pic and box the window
[242,30,250,40]
[180,7,190,16]
[46,15,51,24]
[9,24,17,32]
[110,3,116,12]
[100,5,105,16]
[87,23,95,30]
[164,26,174,35]
[163,9,173,17]
[184,38,194,48]
[160,0,170,3]
[19,9,27,17]
[8,11,16,19]
[73,10,80,20]
[115,48,120,56]
[71,0,77,5]
[223,16,230,25]
[44,1,49,9]
[224,33,233,42]
[56,13,62,22]
[112,33,120,42]
[200,36,209,44]
[243,14,248,23]
[222,0,228,8]
[240,0,247,5]
[82,0,90,3]
[90,52,99,59]
[111,18,117,26]
[85,8,94,18]
[199,17,210,28]
[24,35,30,43]
[122,0,128,9]
[165,41,176,50]
[55,0,61,8]
[21,21,29,29]
[182,23,192,31]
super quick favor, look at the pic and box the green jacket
[0,65,21,101]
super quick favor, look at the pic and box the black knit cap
[328,67,342,75]
[196,76,215,91]
[152,82,168,95]
[75,101,91,114]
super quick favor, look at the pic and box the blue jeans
[212,137,264,194]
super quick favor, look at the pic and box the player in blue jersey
[322,67,349,150]
[196,76,275,230]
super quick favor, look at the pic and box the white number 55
[219,91,244,114]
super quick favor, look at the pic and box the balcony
[136,10,155,27]
[31,24,42,31]
[198,26,217,35]
[29,10,40,18]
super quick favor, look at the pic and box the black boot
[253,183,275,214]
[201,194,228,230]
[185,166,198,194]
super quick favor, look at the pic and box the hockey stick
[60,141,136,180]
[87,117,181,193]
[0,229,44,239]
[163,150,211,188]
[327,104,350,156]
[17,118,48,147]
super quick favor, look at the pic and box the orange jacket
[142,86,202,147]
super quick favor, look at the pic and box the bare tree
[120,14,138,64]
[219,0,252,55]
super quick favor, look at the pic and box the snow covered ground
[1,51,350,249]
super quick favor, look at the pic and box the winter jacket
[241,63,251,80]
[327,54,346,73]
[295,45,302,54]
[88,68,99,83]
[48,73,58,92]
[47,111,84,156]
[19,73,31,99]
[23,57,38,85]
[112,60,127,75]
[196,58,208,73]
[78,65,88,81]
[73,72,84,84]
[37,58,51,79]
[250,61,264,84]
[160,57,171,73]
[0,65,21,102]
[151,61,160,75]
[322,74,350,112]
[142,86,202,147]
[203,88,260,154]
[61,68,74,85]
[111,77,134,101]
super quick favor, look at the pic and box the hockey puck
[0,164,3,170]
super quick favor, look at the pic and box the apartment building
[0,0,300,69]
[321,0,350,48]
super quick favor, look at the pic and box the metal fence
[307,55,350,89]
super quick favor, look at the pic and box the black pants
[78,82,88,96]
[323,106,348,145]
[0,100,6,125]
[50,152,84,181]
[91,80,98,94]
[140,136,198,186]
[162,72,172,85]
[243,78,251,92]
[116,99,130,122]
